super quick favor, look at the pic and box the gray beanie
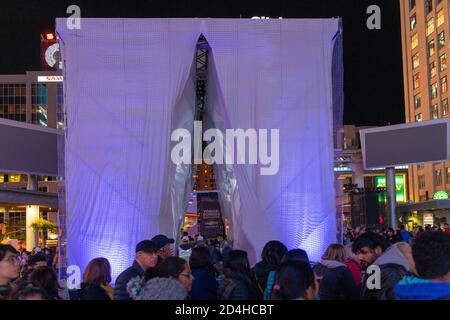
[127,276,188,300]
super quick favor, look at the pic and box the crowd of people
[1,225,450,300]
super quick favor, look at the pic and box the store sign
[374,175,406,202]
[423,213,434,226]
[37,75,64,82]
[433,190,449,200]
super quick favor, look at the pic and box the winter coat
[360,243,409,300]
[346,258,362,287]
[113,261,144,300]
[313,260,359,300]
[252,261,274,292]
[78,283,111,300]
[191,267,219,300]
[395,275,450,300]
[217,276,261,300]
[400,230,411,243]
[127,276,188,300]
[0,285,11,300]
[263,271,275,300]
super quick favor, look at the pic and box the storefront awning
[396,199,450,214]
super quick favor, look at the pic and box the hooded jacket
[313,260,359,300]
[361,242,410,300]
[394,276,450,300]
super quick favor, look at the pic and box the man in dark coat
[352,231,411,300]
[113,240,158,300]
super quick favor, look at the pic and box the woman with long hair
[252,241,287,292]
[29,266,62,300]
[189,245,218,300]
[218,250,261,300]
[270,260,318,300]
[312,243,358,300]
[79,257,113,300]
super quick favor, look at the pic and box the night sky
[0,0,404,126]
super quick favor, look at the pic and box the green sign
[433,190,449,200]
[374,175,406,203]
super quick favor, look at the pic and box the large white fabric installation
[203,19,339,263]
[56,18,340,279]
[56,19,201,280]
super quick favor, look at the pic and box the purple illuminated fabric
[202,19,339,263]
[56,18,339,280]
[57,19,200,280]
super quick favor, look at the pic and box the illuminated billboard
[374,175,406,203]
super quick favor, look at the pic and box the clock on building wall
[44,43,61,69]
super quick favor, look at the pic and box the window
[0,83,26,122]
[410,14,417,30]
[425,0,433,15]
[57,83,64,129]
[431,103,439,119]
[446,167,450,183]
[440,53,447,71]
[410,0,416,10]
[412,33,419,49]
[430,60,437,77]
[427,18,435,36]
[432,82,439,98]
[442,98,449,116]
[418,164,425,170]
[442,76,448,94]
[31,83,47,126]
[415,112,423,122]
[435,169,443,186]
[413,53,420,69]
[414,94,421,109]
[9,175,21,183]
[414,73,420,89]
[439,31,445,49]
[429,39,436,56]
[419,175,426,189]
[437,9,445,27]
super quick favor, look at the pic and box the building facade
[0,70,63,245]
[400,0,450,226]
[400,0,450,202]
[335,125,410,229]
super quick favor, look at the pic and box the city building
[334,125,410,229]
[0,33,63,248]
[400,0,450,226]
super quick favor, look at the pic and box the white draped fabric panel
[56,19,201,280]
[203,19,339,263]
[56,18,340,278]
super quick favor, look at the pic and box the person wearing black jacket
[218,250,262,300]
[78,257,113,300]
[352,231,412,300]
[312,244,358,300]
[113,240,159,300]
[189,245,218,300]
[252,240,287,292]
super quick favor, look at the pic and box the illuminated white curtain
[56,18,340,280]
[202,19,339,263]
[56,18,200,280]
